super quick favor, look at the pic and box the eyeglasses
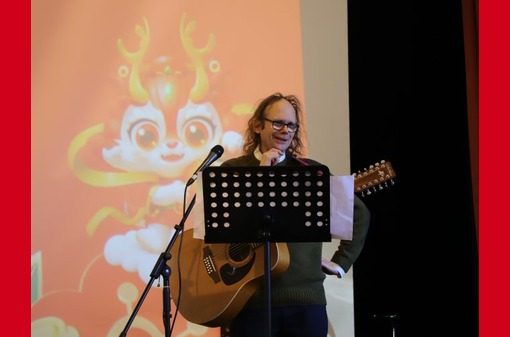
[263,118,299,133]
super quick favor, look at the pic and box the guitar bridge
[203,246,221,283]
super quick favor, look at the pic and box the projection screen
[32,1,353,336]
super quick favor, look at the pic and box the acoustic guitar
[168,160,395,327]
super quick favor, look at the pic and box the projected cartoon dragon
[69,14,246,281]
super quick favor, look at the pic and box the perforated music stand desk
[202,165,331,336]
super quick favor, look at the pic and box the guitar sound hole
[228,244,251,262]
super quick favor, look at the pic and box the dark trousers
[227,305,328,337]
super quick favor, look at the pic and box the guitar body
[168,229,290,327]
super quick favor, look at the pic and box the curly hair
[242,92,305,157]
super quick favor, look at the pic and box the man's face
[255,99,297,153]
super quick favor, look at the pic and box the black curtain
[347,1,478,336]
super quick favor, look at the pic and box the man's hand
[259,148,283,166]
[321,258,343,278]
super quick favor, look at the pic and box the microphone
[186,145,224,186]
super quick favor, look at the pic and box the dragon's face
[102,101,223,179]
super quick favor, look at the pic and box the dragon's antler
[180,13,216,103]
[117,17,150,104]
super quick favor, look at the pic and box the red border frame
[480,0,509,336]
[5,0,30,334]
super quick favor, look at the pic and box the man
[220,92,370,337]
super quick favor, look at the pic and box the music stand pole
[119,195,196,337]
[262,215,272,337]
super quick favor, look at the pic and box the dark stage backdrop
[347,1,478,337]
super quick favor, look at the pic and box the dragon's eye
[182,117,214,148]
[128,120,162,151]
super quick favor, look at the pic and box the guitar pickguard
[220,254,256,285]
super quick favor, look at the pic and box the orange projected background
[31,1,304,336]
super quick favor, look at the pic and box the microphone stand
[118,194,196,337]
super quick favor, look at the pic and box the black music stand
[201,165,331,337]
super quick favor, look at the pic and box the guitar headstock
[353,160,396,197]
